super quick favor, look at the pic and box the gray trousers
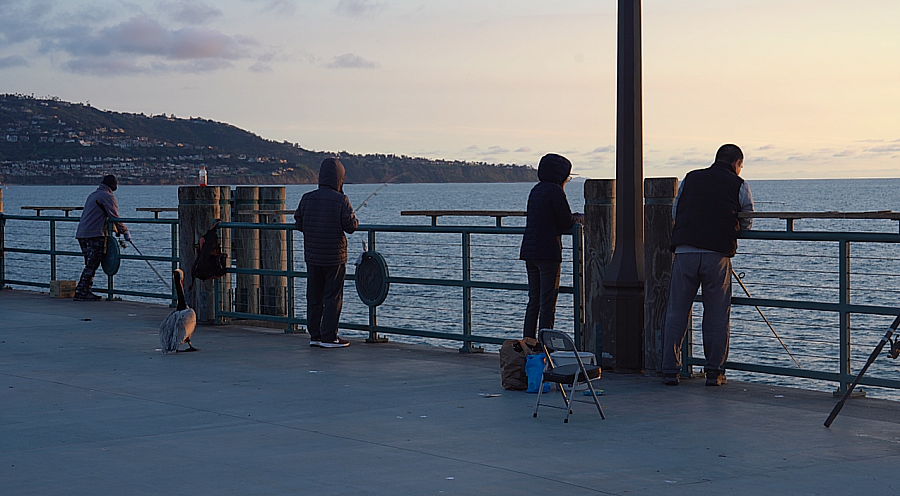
[662,252,732,376]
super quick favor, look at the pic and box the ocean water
[4,178,900,399]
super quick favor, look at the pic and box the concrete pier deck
[3,289,900,495]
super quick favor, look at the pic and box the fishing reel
[888,333,900,360]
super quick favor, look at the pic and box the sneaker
[663,374,680,386]
[320,337,350,348]
[73,293,102,301]
[309,341,321,348]
[706,374,727,386]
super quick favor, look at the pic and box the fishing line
[128,240,172,291]
[732,268,803,369]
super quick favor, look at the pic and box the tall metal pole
[601,0,645,371]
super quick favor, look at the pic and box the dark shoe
[320,337,350,348]
[663,374,680,386]
[309,341,322,348]
[706,374,727,386]
[73,293,102,301]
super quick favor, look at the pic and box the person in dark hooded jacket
[519,153,584,339]
[294,158,359,348]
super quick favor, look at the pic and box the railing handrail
[740,210,900,220]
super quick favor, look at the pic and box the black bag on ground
[190,222,227,289]
[500,337,540,390]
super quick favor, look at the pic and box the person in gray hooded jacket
[294,158,359,348]
[74,175,129,301]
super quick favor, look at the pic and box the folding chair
[532,329,605,423]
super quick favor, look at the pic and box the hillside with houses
[0,94,535,185]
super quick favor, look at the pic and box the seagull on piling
[159,269,198,353]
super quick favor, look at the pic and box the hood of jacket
[318,158,346,193]
[537,153,571,185]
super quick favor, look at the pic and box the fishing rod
[732,269,803,369]
[353,172,408,214]
[354,183,388,214]
[825,313,900,427]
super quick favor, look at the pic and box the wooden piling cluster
[178,186,289,324]
[584,177,678,374]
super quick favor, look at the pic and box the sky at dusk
[1,0,899,180]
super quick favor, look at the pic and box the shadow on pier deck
[2,289,900,495]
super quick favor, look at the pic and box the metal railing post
[171,222,178,304]
[573,223,585,349]
[365,229,388,343]
[459,231,483,353]
[0,214,5,288]
[285,227,295,333]
[49,219,57,281]
[838,239,852,395]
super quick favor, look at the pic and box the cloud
[63,57,146,75]
[757,144,776,150]
[463,145,480,151]
[0,54,27,68]
[514,146,531,153]
[335,0,388,18]
[247,0,297,16]
[248,61,273,73]
[1,2,258,76]
[42,14,249,75]
[865,144,900,154]
[158,1,223,25]
[326,53,379,69]
[589,145,614,154]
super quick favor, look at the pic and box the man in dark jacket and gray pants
[519,153,583,339]
[294,158,359,348]
[662,144,753,386]
[74,175,129,301]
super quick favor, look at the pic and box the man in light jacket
[74,175,129,301]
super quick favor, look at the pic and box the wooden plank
[21,206,82,211]
[135,207,178,212]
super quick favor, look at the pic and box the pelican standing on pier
[160,269,198,353]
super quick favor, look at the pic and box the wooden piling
[643,177,678,374]
[583,180,615,362]
[258,187,287,317]
[178,186,222,324]
[233,187,260,314]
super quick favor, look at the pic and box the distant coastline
[0,94,536,185]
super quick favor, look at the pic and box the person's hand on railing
[573,213,585,224]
